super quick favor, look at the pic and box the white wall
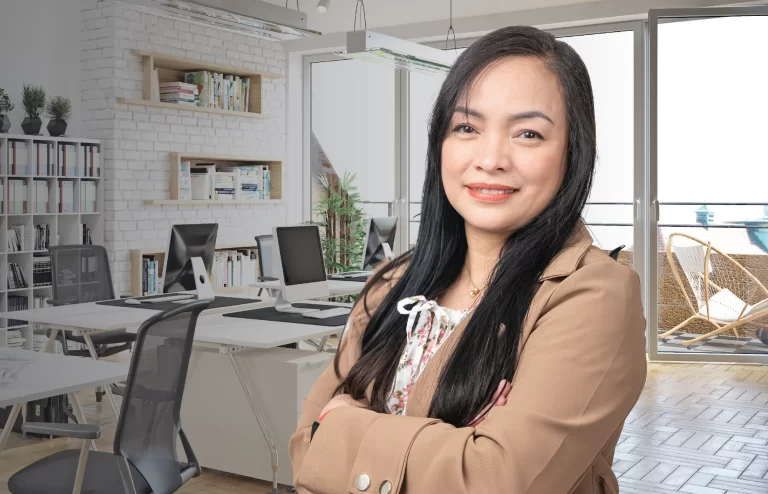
[0,0,82,136]
[81,0,288,294]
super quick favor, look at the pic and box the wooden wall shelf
[128,49,283,117]
[116,98,269,119]
[165,152,282,202]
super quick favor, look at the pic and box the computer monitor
[162,223,218,293]
[361,217,398,270]
[272,225,330,313]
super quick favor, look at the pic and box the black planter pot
[0,115,9,133]
[21,116,42,135]
[47,119,67,137]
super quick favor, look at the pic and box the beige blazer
[289,222,647,494]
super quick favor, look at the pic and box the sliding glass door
[649,7,768,362]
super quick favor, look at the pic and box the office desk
[0,348,128,454]
[126,301,348,492]
[251,279,365,298]
[0,295,268,419]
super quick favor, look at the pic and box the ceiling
[262,0,595,34]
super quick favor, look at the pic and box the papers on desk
[0,356,29,384]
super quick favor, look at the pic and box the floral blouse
[388,296,472,415]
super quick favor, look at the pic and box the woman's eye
[453,124,475,134]
[519,130,542,140]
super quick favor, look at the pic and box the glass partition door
[649,7,768,362]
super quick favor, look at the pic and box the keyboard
[142,294,195,304]
[329,271,373,280]
[303,307,352,320]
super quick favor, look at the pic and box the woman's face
[441,56,569,236]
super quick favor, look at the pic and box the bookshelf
[130,242,261,297]
[116,49,283,118]
[0,133,104,350]
[143,152,282,205]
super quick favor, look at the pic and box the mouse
[124,298,141,305]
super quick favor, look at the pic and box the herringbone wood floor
[1,362,767,493]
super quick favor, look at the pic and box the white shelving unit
[0,133,104,350]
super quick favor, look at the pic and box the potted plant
[21,83,46,135]
[0,88,13,133]
[45,96,72,137]
[311,171,367,303]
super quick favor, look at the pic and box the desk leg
[82,334,120,420]
[44,327,59,353]
[316,336,328,353]
[68,392,98,452]
[228,354,280,494]
[0,403,22,454]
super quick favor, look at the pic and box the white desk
[251,279,366,298]
[0,295,269,419]
[0,348,128,454]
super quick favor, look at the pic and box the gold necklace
[465,263,484,298]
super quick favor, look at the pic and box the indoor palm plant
[313,171,367,277]
[46,96,72,137]
[0,88,13,133]
[21,83,46,135]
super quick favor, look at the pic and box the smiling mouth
[466,184,517,202]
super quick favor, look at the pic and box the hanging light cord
[285,0,299,10]
[354,0,367,31]
[446,0,457,52]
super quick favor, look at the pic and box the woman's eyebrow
[453,106,554,125]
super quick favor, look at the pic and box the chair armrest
[22,423,101,439]
[48,298,68,307]
[258,276,279,282]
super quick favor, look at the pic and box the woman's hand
[318,394,367,421]
[468,380,512,427]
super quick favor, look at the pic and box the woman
[289,25,646,493]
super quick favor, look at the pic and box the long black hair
[335,25,596,427]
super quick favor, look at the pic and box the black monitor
[162,223,218,293]
[362,217,398,270]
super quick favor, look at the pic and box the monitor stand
[274,291,313,314]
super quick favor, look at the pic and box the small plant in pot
[0,88,13,134]
[46,96,72,137]
[21,83,46,135]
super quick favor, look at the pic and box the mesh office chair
[9,300,211,494]
[255,235,279,297]
[49,245,136,401]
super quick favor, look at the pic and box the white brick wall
[81,0,288,295]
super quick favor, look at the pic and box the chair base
[8,450,152,494]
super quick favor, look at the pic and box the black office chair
[48,245,136,401]
[608,245,626,260]
[9,300,211,494]
[255,235,279,297]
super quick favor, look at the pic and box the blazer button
[355,474,371,491]
[379,480,393,494]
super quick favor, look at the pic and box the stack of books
[184,71,250,112]
[7,330,25,348]
[214,169,236,200]
[212,249,259,289]
[33,255,52,287]
[8,263,28,289]
[159,82,199,107]
[34,224,50,251]
[8,225,27,252]
[141,255,162,296]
